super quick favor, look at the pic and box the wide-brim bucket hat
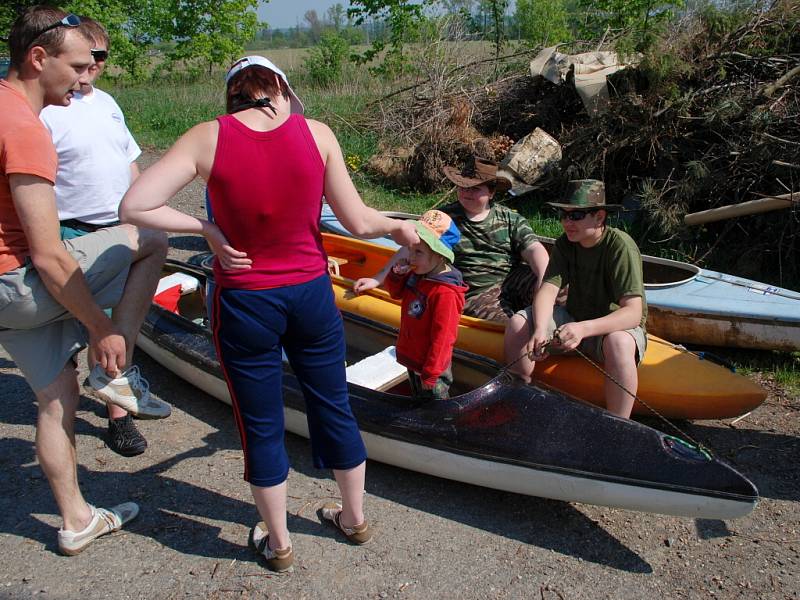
[546,179,623,210]
[225,55,304,114]
[414,209,460,263]
[442,156,512,194]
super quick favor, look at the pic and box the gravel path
[0,150,797,599]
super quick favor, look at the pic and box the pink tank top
[207,113,327,289]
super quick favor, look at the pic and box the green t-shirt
[443,202,539,299]
[544,227,648,330]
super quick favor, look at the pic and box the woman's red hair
[226,65,290,114]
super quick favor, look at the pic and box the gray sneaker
[87,364,171,419]
[57,502,139,556]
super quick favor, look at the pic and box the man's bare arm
[10,173,126,372]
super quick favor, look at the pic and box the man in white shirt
[40,17,167,456]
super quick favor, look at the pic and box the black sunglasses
[556,208,599,221]
[28,14,81,47]
[91,48,108,62]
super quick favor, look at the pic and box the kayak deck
[321,234,767,420]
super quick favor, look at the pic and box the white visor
[225,55,304,114]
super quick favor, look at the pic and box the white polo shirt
[41,87,141,224]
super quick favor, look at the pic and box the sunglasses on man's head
[556,208,599,221]
[91,49,108,62]
[28,14,81,47]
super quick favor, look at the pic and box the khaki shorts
[517,305,647,365]
[0,227,133,391]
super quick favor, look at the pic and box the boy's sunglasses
[556,208,599,222]
[91,49,108,62]
[28,14,81,47]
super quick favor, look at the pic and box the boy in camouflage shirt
[506,180,647,418]
[353,156,550,376]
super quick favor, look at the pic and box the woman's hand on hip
[202,221,252,270]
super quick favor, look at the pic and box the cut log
[684,193,797,226]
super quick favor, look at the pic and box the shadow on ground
[4,346,796,573]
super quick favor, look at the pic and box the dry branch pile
[366,1,800,286]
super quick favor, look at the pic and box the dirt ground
[0,152,798,600]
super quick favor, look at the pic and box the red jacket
[384,267,468,386]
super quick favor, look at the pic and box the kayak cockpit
[157,260,498,401]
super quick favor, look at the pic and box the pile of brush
[366,1,800,286]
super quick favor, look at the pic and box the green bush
[302,33,351,87]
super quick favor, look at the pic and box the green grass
[731,350,800,395]
[109,79,225,149]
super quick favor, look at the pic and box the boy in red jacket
[383,210,468,400]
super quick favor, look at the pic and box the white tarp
[530,46,641,116]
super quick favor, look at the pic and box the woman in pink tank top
[120,56,419,572]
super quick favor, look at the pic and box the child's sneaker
[248,521,294,572]
[87,364,171,419]
[57,502,139,556]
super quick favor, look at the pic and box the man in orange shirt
[0,7,168,555]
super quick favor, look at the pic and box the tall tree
[304,9,322,42]
[165,0,259,74]
[326,3,347,31]
[2,0,260,78]
[348,0,435,73]
[475,0,509,61]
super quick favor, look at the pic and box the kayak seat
[345,346,408,392]
[327,250,367,278]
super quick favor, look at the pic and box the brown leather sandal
[248,521,294,572]
[319,502,372,545]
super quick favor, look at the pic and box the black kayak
[136,258,759,519]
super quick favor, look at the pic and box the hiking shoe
[57,502,139,556]
[248,521,294,573]
[107,415,147,457]
[87,364,171,419]
[318,503,372,545]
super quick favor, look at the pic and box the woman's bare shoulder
[183,119,220,143]
[304,118,339,163]
[306,119,338,145]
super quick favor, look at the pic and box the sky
[257,0,348,29]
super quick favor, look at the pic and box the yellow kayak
[324,233,767,419]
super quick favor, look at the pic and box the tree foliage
[302,31,350,86]
[1,0,259,78]
[515,0,572,48]
[576,0,685,49]
[347,0,435,74]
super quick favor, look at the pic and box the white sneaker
[58,502,139,556]
[87,364,171,419]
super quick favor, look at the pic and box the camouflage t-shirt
[544,226,648,330]
[442,202,539,299]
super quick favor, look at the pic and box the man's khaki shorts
[0,227,133,391]
[517,305,647,365]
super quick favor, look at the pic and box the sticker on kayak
[746,286,779,295]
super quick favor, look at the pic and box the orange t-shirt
[0,80,58,275]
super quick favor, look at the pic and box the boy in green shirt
[506,180,647,418]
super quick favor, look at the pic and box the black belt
[60,219,121,233]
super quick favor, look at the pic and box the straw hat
[442,156,512,193]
